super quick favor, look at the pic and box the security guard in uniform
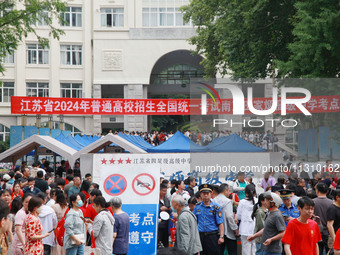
[278,189,300,226]
[193,184,224,255]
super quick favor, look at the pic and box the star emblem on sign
[118,158,123,164]
[101,158,107,165]
[126,158,131,164]
[109,158,115,164]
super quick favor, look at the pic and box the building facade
[0,0,278,140]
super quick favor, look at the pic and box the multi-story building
[0,0,279,142]
[0,0,209,139]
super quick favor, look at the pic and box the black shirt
[327,204,340,233]
[295,186,307,197]
[185,186,195,197]
[56,166,66,178]
[159,196,171,229]
[34,178,49,193]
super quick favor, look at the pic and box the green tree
[0,0,66,73]
[183,0,340,130]
[277,0,340,78]
[182,0,296,79]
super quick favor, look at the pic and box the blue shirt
[193,199,224,232]
[279,202,300,226]
[68,185,80,198]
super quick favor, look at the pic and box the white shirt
[236,197,258,236]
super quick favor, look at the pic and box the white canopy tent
[73,133,147,160]
[0,135,78,167]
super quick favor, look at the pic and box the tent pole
[53,152,57,179]
[34,146,38,163]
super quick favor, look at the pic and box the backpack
[55,207,70,246]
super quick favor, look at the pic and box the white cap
[264,192,282,207]
[2,174,10,181]
[182,193,191,206]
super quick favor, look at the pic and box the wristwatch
[220,236,224,238]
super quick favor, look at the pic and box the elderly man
[172,195,202,255]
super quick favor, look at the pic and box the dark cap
[271,185,281,192]
[199,184,213,193]
[279,189,293,199]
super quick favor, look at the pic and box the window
[36,10,49,26]
[60,45,82,65]
[60,83,82,98]
[26,82,49,97]
[0,124,10,142]
[153,64,204,85]
[61,7,82,27]
[2,53,14,64]
[26,44,49,65]
[41,121,82,135]
[142,0,191,27]
[101,8,124,27]
[0,82,14,102]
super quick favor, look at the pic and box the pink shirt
[261,176,276,191]
[13,207,28,248]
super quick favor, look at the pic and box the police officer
[193,184,224,255]
[278,189,300,226]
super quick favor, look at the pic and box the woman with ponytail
[236,184,258,255]
[64,193,86,255]
[85,196,115,255]
[251,193,267,255]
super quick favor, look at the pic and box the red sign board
[10,96,340,115]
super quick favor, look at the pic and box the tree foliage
[182,0,340,80]
[182,0,296,79]
[183,0,340,130]
[0,0,66,73]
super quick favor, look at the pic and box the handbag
[85,232,101,255]
[71,233,86,245]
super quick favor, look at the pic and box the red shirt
[81,191,90,200]
[12,190,23,199]
[334,228,340,250]
[281,218,321,255]
[84,204,113,221]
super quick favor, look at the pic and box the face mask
[171,206,177,213]
[36,207,43,214]
[77,200,83,207]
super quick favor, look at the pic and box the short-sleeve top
[24,214,44,255]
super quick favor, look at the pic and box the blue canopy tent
[54,134,83,151]
[205,135,232,149]
[74,134,92,146]
[190,141,209,152]
[208,134,266,152]
[118,133,154,151]
[147,131,191,153]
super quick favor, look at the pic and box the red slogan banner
[11,96,340,115]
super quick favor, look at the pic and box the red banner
[10,96,340,115]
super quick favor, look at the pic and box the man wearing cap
[193,184,224,255]
[278,189,300,226]
[248,192,286,255]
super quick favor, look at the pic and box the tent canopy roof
[73,134,147,159]
[0,135,78,166]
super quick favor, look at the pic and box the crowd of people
[0,157,339,255]
[0,161,130,255]
[158,166,340,255]
[109,129,279,152]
